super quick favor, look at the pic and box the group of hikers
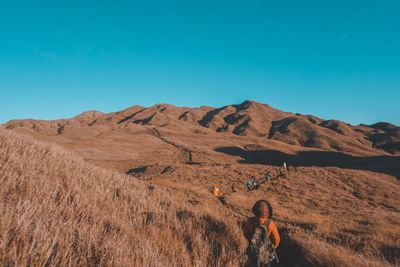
[209,162,291,266]
[211,162,290,198]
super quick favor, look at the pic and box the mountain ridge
[4,100,399,156]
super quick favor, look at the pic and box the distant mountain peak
[75,110,104,118]
[369,122,399,132]
[236,100,268,108]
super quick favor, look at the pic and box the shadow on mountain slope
[215,146,400,179]
[272,229,313,267]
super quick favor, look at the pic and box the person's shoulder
[267,219,278,229]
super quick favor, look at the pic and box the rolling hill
[1,100,399,266]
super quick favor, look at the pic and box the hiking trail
[149,127,193,164]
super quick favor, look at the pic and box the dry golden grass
[282,228,397,267]
[1,129,399,267]
[148,162,400,266]
[0,130,243,266]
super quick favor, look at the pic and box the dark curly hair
[252,199,273,218]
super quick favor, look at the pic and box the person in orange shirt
[243,199,280,267]
[212,184,221,197]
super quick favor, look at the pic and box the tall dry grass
[1,129,398,267]
[286,229,396,267]
[0,130,242,266]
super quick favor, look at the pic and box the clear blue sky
[1,0,399,125]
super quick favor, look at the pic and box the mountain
[1,115,399,266]
[4,100,399,157]
[1,101,400,266]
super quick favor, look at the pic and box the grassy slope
[0,130,242,266]
[1,130,399,266]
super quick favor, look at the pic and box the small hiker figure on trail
[243,200,281,267]
[246,176,260,191]
[264,171,271,182]
[278,165,287,179]
[212,184,226,204]
[212,184,221,197]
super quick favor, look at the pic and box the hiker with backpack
[243,200,281,267]
[211,184,227,204]
[246,176,260,191]
[212,184,221,197]
[264,171,271,182]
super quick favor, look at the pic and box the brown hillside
[268,116,380,155]
[198,101,291,137]
[2,101,400,266]
[4,101,399,157]
[1,128,399,266]
[0,130,243,266]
